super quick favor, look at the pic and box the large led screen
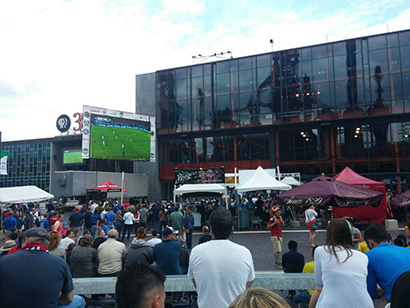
[82,106,155,162]
[63,149,83,165]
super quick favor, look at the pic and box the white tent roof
[174,184,226,195]
[0,186,54,204]
[280,176,303,187]
[237,166,292,192]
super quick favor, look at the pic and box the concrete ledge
[73,273,315,294]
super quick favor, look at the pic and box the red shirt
[49,216,58,226]
[268,216,283,237]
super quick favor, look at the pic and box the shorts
[271,236,283,253]
[306,220,317,233]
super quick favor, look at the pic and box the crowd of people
[1,196,410,308]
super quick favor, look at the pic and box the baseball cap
[163,227,178,237]
[24,227,50,241]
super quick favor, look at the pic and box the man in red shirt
[267,207,283,269]
[49,211,59,228]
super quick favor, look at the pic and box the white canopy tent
[280,176,303,187]
[0,186,54,204]
[237,166,292,193]
[173,184,228,208]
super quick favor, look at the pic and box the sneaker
[275,262,282,269]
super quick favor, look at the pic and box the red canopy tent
[86,180,128,193]
[333,167,387,225]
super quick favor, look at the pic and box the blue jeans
[186,229,193,249]
[122,224,133,241]
[293,291,311,305]
[58,295,85,308]
[153,219,160,233]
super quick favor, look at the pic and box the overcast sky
[0,0,409,141]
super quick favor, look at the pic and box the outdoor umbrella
[391,190,410,207]
[275,176,384,208]
[86,180,125,193]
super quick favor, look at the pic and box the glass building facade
[0,141,52,190]
[155,30,410,189]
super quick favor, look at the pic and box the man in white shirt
[121,207,134,241]
[147,230,162,247]
[59,230,75,250]
[188,207,255,308]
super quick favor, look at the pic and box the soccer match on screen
[90,114,151,161]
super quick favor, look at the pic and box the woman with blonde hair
[48,231,66,260]
[229,287,290,308]
[309,218,373,308]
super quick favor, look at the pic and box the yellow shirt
[358,241,369,253]
[302,261,315,295]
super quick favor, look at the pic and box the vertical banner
[0,151,8,175]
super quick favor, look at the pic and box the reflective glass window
[312,45,327,59]
[387,33,399,48]
[399,31,410,46]
[312,58,328,82]
[334,55,347,79]
[216,73,230,94]
[403,72,410,98]
[176,78,188,99]
[257,54,271,67]
[230,60,238,72]
[333,42,346,56]
[239,92,252,126]
[301,47,311,61]
[216,95,232,128]
[239,69,254,92]
[335,80,349,108]
[239,58,252,70]
[315,82,330,108]
[368,35,386,50]
[369,49,388,76]
[231,71,239,93]
[216,61,230,74]
[257,66,272,88]
[388,47,401,73]
[401,45,410,71]
[204,64,211,76]
[391,74,403,100]
[176,100,190,132]
[176,68,188,79]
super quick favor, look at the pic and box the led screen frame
[81,106,156,162]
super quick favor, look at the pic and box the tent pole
[121,172,124,205]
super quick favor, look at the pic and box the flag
[1,151,8,175]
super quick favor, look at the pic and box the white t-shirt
[188,239,255,308]
[314,246,373,308]
[123,212,134,225]
[59,237,75,250]
[305,209,317,223]
[147,238,162,247]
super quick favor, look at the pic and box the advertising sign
[1,151,8,175]
[175,167,225,186]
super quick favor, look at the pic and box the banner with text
[175,167,225,186]
[1,151,8,175]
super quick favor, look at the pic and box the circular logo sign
[56,115,71,133]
